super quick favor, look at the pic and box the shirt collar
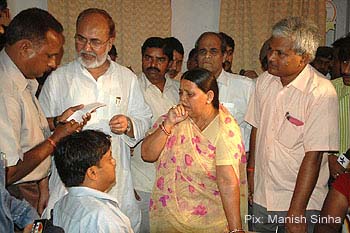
[68,186,120,206]
[216,69,228,86]
[0,50,38,94]
[140,72,175,91]
[286,64,311,92]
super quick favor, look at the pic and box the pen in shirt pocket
[285,112,304,126]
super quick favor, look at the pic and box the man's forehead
[144,47,166,56]
[198,34,221,49]
[43,29,64,51]
[270,37,293,49]
[77,14,109,35]
[173,50,183,59]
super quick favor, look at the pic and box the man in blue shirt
[53,130,133,232]
[0,152,38,233]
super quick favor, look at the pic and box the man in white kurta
[195,32,255,152]
[131,37,179,232]
[39,9,151,232]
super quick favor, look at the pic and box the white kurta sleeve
[121,76,152,147]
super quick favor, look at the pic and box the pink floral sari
[149,109,247,233]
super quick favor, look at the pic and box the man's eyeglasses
[74,34,109,50]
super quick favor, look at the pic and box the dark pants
[249,203,319,233]
[7,181,40,211]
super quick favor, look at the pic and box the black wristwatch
[53,116,60,128]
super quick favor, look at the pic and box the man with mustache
[38,8,152,232]
[164,37,184,80]
[131,37,179,233]
[329,36,350,179]
[219,32,235,74]
[245,17,338,233]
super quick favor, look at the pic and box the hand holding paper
[67,102,106,122]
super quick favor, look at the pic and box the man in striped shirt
[330,36,350,178]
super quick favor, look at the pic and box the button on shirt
[217,70,255,151]
[0,50,51,184]
[53,186,133,233]
[245,65,339,211]
[131,73,179,193]
[39,59,152,232]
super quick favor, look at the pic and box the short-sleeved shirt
[0,50,51,183]
[245,65,339,211]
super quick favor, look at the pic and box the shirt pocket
[276,118,303,149]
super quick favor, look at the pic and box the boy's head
[54,130,115,192]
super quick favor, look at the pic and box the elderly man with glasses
[38,8,151,233]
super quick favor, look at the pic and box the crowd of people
[0,3,350,233]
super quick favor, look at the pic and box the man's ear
[108,37,115,51]
[222,51,227,63]
[301,53,311,66]
[86,166,98,181]
[17,39,36,59]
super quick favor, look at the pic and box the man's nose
[343,62,350,74]
[82,41,93,51]
[150,59,158,67]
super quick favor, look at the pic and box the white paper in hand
[67,102,106,122]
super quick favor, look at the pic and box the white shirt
[53,186,133,233]
[217,70,255,151]
[131,73,179,193]
[39,59,152,232]
[245,66,338,211]
[0,50,51,183]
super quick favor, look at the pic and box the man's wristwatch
[53,116,60,128]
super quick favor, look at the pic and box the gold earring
[206,100,210,104]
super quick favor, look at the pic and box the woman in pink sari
[142,68,246,233]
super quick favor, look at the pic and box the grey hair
[272,17,320,61]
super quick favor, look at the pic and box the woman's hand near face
[165,104,188,128]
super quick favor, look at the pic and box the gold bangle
[159,121,171,136]
[47,137,57,149]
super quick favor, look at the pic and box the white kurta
[217,70,255,151]
[39,59,152,232]
[131,73,179,193]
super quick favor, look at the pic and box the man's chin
[343,76,350,86]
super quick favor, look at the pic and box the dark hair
[332,34,350,48]
[164,37,184,56]
[219,32,235,52]
[182,68,219,109]
[188,48,197,60]
[314,46,333,60]
[141,37,172,60]
[6,8,63,46]
[54,130,111,187]
[76,8,115,38]
[0,0,7,11]
[195,32,226,54]
[338,45,350,62]
[108,44,117,56]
